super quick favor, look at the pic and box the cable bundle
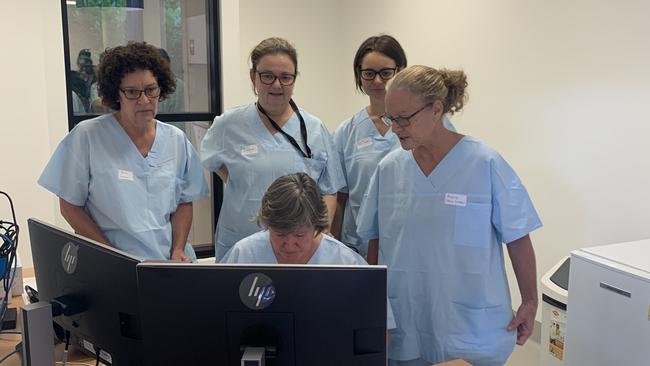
[0,191,19,327]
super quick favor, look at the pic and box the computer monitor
[136,262,387,366]
[28,218,143,365]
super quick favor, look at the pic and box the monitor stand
[21,301,55,366]
[241,346,265,366]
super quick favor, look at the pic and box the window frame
[61,0,222,129]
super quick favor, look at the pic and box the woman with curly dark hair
[39,42,208,261]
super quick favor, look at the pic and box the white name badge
[118,169,134,181]
[241,144,258,157]
[444,193,467,207]
[356,137,372,149]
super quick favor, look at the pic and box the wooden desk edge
[22,267,34,279]
[434,360,472,366]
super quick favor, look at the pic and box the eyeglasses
[381,104,432,128]
[119,86,161,100]
[359,67,397,81]
[257,72,297,86]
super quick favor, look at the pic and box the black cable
[0,237,17,327]
[95,347,101,366]
[0,192,19,362]
[0,343,20,363]
[62,330,71,366]
[0,192,18,331]
[0,349,19,363]
[0,193,17,226]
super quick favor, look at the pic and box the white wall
[235,0,347,129]
[0,1,69,268]
[3,1,650,324]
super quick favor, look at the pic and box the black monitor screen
[136,262,387,366]
[28,218,142,365]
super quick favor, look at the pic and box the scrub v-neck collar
[409,136,469,191]
[109,114,161,169]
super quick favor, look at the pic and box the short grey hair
[256,173,328,233]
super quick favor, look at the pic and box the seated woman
[221,172,395,331]
[221,172,362,265]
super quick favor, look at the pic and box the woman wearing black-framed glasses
[200,37,345,261]
[39,42,208,262]
[331,35,455,258]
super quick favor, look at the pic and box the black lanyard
[256,99,312,159]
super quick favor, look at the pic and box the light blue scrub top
[333,108,456,257]
[357,136,542,365]
[221,230,396,329]
[221,230,366,265]
[38,114,209,260]
[200,103,345,260]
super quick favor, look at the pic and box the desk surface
[434,360,472,366]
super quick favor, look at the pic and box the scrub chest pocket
[453,201,492,248]
[452,200,493,275]
[147,159,178,216]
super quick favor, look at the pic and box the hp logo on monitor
[61,242,79,274]
[239,273,276,310]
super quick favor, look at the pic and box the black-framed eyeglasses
[381,103,432,128]
[119,86,161,100]
[257,71,297,86]
[359,67,397,81]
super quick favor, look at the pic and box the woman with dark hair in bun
[331,35,455,258]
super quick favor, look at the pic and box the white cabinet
[565,239,650,366]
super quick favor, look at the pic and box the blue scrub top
[220,230,366,265]
[38,113,209,260]
[357,136,542,365]
[221,230,396,329]
[333,108,456,256]
[200,103,345,259]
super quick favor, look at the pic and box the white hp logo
[61,242,79,274]
[239,273,276,310]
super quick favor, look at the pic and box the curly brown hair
[96,42,176,110]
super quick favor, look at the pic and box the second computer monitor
[28,218,143,365]
[136,263,387,366]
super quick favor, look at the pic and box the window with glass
[61,0,222,256]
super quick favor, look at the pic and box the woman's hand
[506,235,538,345]
[170,202,193,262]
[508,300,537,345]
[170,248,190,262]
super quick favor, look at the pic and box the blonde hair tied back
[388,65,468,115]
